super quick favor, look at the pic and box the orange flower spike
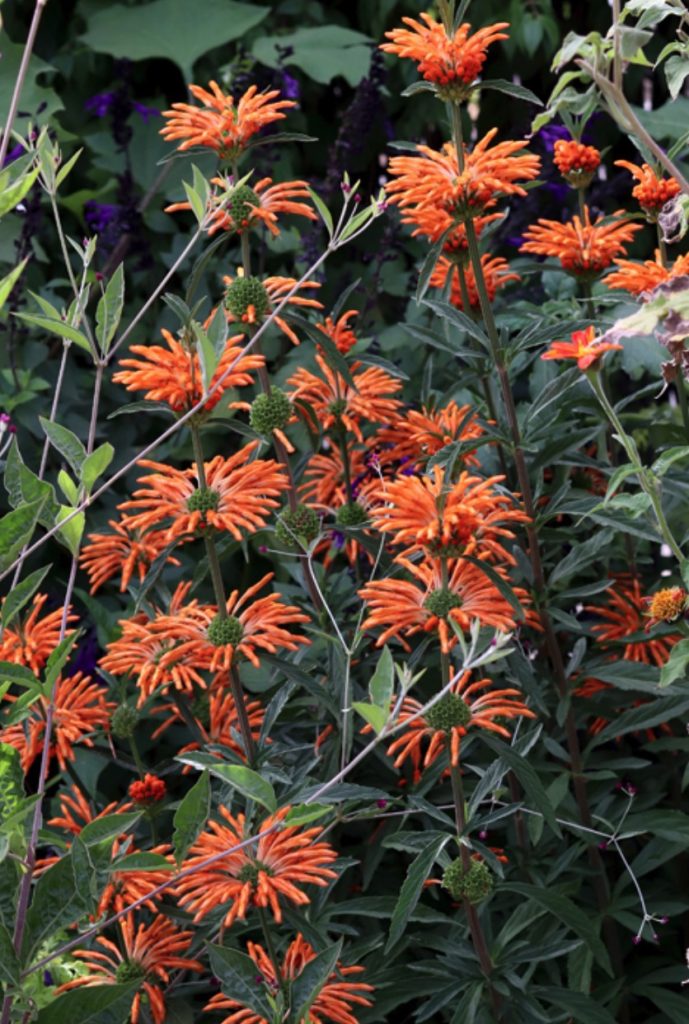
[615,160,681,219]
[174,806,337,930]
[166,175,317,236]
[316,309,360,355]
[161,81,294,160]
[430,253,519,310]
[222,273,323,346]
[585,577,680,665]
[383,671,535,771]
[520,206,643,278]
[57,914,203,1024]
[117,442,289,542]
[79,521,180,594]
[606,252,689,296]
[113,328,264,414]
[0,593,77,674]
[205,933,373,1024]
[370,466,527,562]
[553,139,601,189]
[381,14,509,101]
[542,326,622,372]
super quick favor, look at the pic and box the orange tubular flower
[57,914,203,1024]
[151,572,310,673]
[316,309,360,355]
[0,672,114,772]
[117,442,289,542]
[79,521,180,594]
[151,689,264,764]
[161,82,294,160]
[370,466,527,562]
[385,130,541,222]
[430,253,519,310]
[48,785,128,834]
[129,773,166,803]
[542,325,622,371]
[615,160,681,219]
[175,806,337,929]
[382,671,535,771]
[375,400,485,468]
[222,273,323,346]
[287,354,403,442]
[113,328,263,414]
[166,175,317,236]
[606,251,689,296]
[586,577,680,666]
[0,594,76,675]
[520,207,643,277]
[381,14,509,101]
[205,934,374,1024]
[359,557,528,653]
[553,139,601,188]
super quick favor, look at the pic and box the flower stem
[0,0,48,167]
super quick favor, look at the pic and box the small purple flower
[2,142,24,167]
[331,530,346,550]
[479,830,488,840]
[85,91,116,118]
[132,101,160,123]
[659,916,669,925]
[43,971,54,986]
[281,71,300,101]
[537,123,569,153]
[84,200,119,235]
[376,798,388,809]
[632,935,642,946]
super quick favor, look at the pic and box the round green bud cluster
[250,387,292,435]
[423,587,462,619]
[207,614,244,648]
[229,185,260,230]
[276,504,320,548]
[442,858,493,904]
[336,502,368,527]
[225,276,270,320]
[425,694,471,732]
[237,858,273,883]
[187,488,220,514]
[110,704,140,740]
[115,959,146,984]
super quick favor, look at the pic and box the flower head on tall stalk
[222,272,323,346]
[165,175,317,236]
[174,805,337,929]
[205,933,374,1024]
[0,593,77,673]
[56,914,204,1024]
[541,325,622,371]
[605,252,689,295]
[553,138,601,189]
[381,14,509,102]
[79,520,179,594]
[161,82,294,160]
[430,253,519,310]
[113,328,264,413]
[375,670,534,771]
[615,160,681,221]
[520,207,643,278]
[117,441,289,541]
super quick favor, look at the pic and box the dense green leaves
[36,984,141,1024]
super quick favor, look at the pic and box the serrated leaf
[386,833,451,952]
[369,646,394,708]
[209,946,274,1020]
[80,443,114,493]
[290,941,343,1023]
[173,771,210,864]
[183,180,205,224]
[35,983,141,1024]
[39,418,86,475]
[95,263,125,354]
[0,564,51,629]
[14,312,91,353]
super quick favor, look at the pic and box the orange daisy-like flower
[287,354,403,443]
[645,585,689,628]
[151,572,310,673]
[382,671,534,770]
[57,914,203,1024]
[166,175,317,236]
[381,14,509,100]
[520,206,642,277]
[316,309,359,355]
[205,933,373,1024]
[0,593,76,674]
[113,328,263,414]
[222,273,323,347]
[79,520,179,595]
[542,325,622,371]
[161,82,294,160]
[175,805,337,929]
[615,160,681,219]
[0,672,113,772]
[48,784,128,835]
[430,253,519,310]
[375,400,486,468]
[151,688,264,764]
[553,139,601,188]
[586,577,680,666]
[393,204,503,263]
[359,556,527,653]
[117,442,289,542]
[385,130,541,222]
[370,466,527,562]
[605,251,689,296]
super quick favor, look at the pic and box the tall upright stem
[0,0,48,167]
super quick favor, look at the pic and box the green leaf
[0,920,20,986]
[480,78,544,106]
[209,946,274,1021]
[54,148,83,190]
[0,258,28,315]
[0,744,25,830]
[651,444,689,477]
[481,735,561,838]
[23,842,95,959]
[0,662,41,691]
[206,303,229,357]
[285,803,332,827]
[177,759,277,812]
[665,54,689,99]
[0,564,51,629]
[416,229,449,304]
[80,0,269,79]
[173,771,211,864]
[39,418,86,475]
[386,833,451,952]
[35,983,141,1024]
[422,298,491,350]
[95,263,125,355]
[290,940,343,1022]
[352,702,387,735]
[44,632,81,692]
[114,852,175,872]
[534,987,616,1024]
[183,180,205,225]
[56,505,85,556]
[253,26,373,87]
[4,440,60,529]
[307,187,333,238]
[501,884,613,976]
[0,499,46,572]
[461,555,525,621]
[79,811,142,846]
[14,313,92,354]
[631,985,689,1024]
[192,321,218,393]
[0,166,40,219]
[80,443,115,494]
[57,469,79,505]
[369,646,394,708]
[660,639,689,687]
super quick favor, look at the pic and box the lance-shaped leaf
[95,263,125,354]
